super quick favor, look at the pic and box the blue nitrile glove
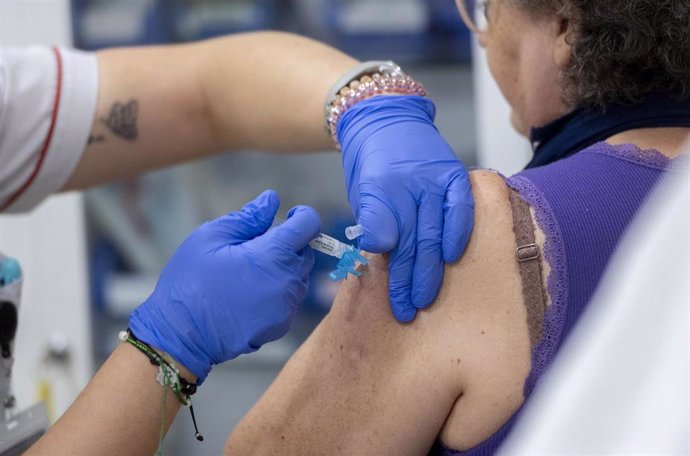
[129,190,320,384]
[338,95,474,323]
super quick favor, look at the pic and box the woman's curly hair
[516,0,690,109]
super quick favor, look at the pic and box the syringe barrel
[273,217,351,259]
[309,233,347,259]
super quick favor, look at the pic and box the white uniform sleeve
[0,46,98,213]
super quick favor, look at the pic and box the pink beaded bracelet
[326,72,428,149]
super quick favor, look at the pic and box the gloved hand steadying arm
[339,95,474,323]
[129,190,320,384]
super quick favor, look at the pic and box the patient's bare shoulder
[225,170,534,455]
[435,170,532,450]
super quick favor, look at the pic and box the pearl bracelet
[326,71,428,149]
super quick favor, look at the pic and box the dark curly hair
[515,0,690,109]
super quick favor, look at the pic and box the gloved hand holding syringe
[274,219,368,281]
[131,190,370,387]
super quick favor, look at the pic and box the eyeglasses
[456,0,489,34]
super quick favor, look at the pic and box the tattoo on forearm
[100,99,140,141]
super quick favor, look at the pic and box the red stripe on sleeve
[0,46,64,211]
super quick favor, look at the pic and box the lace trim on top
[595,142,688,171]
[433,142,681,455]
[505,175,568,395]
[505,141,683,394]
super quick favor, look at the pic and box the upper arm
[226,170,533,455]
[0,47,97,212]
[65,32,354,190]
[63,42,218,190]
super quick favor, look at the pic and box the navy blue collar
[527,96,690,169]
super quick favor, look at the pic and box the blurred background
[0,1,529,454]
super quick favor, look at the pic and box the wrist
[155,350,198,384]
[176,362,198,384]
[119,329,200,397]
[324,61,428,149]
[337,95,437,154]
[129,307,212,384]
[118,329,205,441]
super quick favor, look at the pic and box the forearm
[65,32,357,190]
[25,343,195,456]
[198,31,357,153]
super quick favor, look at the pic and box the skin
[225,170,534,454]
[478,0,690,154]
[64,31,357,190]
[224,1,689,455]
[25,343,197,456]
[478,0,570,135]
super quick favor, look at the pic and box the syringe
[273,218,368,280]
[309,233,355,259]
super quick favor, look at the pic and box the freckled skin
[225,171,536,455]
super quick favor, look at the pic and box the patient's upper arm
[225,170,533,455]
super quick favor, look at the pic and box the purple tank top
[430,142,684,456]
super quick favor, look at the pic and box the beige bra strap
[508,189,547,348]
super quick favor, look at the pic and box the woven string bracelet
[119,329,204,442]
